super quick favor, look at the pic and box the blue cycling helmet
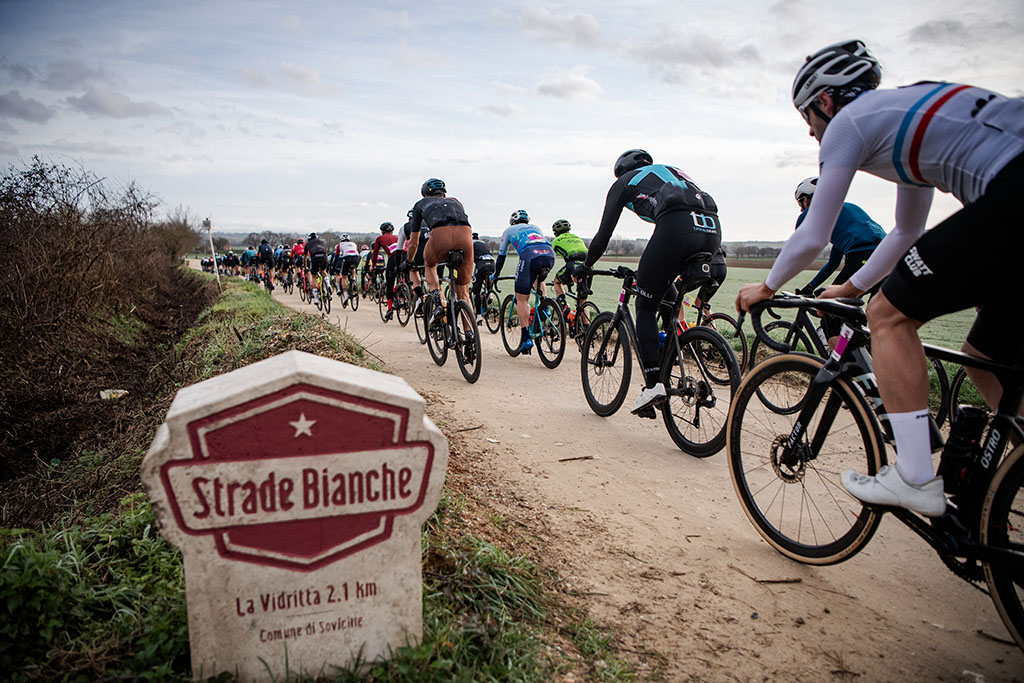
[510,209,529,225]
[421,178,446,196]
[614,149,653,178]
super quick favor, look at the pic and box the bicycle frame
[757,301,1024,569]
[592,268,719,397]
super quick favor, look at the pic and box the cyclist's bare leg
[516,292,530,334]
[960,340,1024,425]
[423,258,441,295]
[867,292,935,482]
[554,279,565,298]
[868,293,929,413]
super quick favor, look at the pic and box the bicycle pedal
[635,406,657,419]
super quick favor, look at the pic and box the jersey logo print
[893,83,972,186]
[903,246,933,277]
[690,212,718,232]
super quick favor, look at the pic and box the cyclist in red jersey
[371,222,399,318]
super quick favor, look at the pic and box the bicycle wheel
[686,320,741,388]
[949,367,991,421]
[499,295,521,357]
[395,284,411,326]
[425,299,448,366]
[727,352,887,564]
[484,290,502,334]
[349,285,359,311]
[321,282,331,313]
[661,326,740,457]
[378,292,389,322]
[706,312,748,378]
[580,311,632,417]
[927,357,949,428]
[748,320,814,371]
[750,321,815,414]
[980,443,1024,651]
[573,301,601,352]
[536,298,566,369]
[285,275,293,295]
[453,300,482,383]
[299,277,308,303]
[414,297,428,344]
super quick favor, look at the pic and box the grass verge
[2,272,633,681]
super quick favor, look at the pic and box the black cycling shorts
[636,210,721,307]
[341,255,360,276]
[309,253,328,276]
[474,261,495,280]
[881,151,1024,364]
[556,258,586,285]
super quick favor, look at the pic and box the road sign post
[142,351,448,680]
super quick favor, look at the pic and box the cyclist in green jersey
[550,219,591,313]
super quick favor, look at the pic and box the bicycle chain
[939,553,988,594]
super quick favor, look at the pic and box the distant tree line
[729,245,783,259]
[213,232,652,257]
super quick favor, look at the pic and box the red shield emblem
[158,383,435,571]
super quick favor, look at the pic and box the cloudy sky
[1,0,1022,241]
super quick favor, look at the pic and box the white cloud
[536,71,601,100]
[41,60,108,90]
[481,103,520,118]
[238,63,337,97]
[0,90,54,122]
[281,15,303,33]
[66,88,169,118]
[37,138,144,156]
[626,29,761,83]
[514,7,600,46]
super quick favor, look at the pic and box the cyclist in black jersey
[397,209,427,301]
[406,178,474,321]
[471,232,495,322]
[304,232,329,305]
[584,149,722,417]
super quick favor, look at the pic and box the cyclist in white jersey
[737,40,1024,517]
[337,235,360,305]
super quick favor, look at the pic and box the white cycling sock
[889,409,935,485]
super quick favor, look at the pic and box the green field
[497,255,975,352]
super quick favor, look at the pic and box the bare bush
[0,158,159,350]
[151,205,201,265]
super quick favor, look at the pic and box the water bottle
[528,306,535,326]
[937,405,988,496]
[658,330,667,351]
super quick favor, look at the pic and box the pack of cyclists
[199,38,1021,522]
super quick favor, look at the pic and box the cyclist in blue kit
[584,149,722,418]
[491,210,555,355]
[792,175,887,346]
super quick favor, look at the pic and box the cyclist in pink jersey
[737,40,1024,516]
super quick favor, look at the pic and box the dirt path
[271,284,1022,682]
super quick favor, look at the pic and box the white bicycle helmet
[794,176,818,201]
[792,40,880,113]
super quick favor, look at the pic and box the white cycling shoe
[631,383,666,415]
[841,465,946,517]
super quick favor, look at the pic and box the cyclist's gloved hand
[795,285,814,297]
[398,261,410,273]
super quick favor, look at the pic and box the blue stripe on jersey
[892,82,954,186]
[627,165,687,188]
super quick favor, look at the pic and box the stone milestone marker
[141,351,448,681]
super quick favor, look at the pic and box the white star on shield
[289,413,316,437]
